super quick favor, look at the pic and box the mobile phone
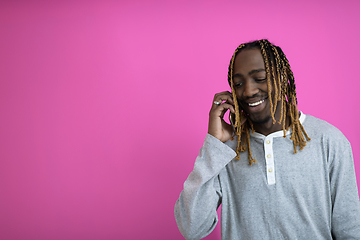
[229,112,235,127]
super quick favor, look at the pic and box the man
[174,39,360,239]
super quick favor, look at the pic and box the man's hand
[208,91,236,143]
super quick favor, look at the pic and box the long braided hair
[228,39,310,165]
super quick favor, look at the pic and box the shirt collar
[250,111,306,139]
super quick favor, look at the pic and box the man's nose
[243,80,259,98]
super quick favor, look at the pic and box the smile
[248,100,265,107]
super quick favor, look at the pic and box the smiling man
[174,39,360,239]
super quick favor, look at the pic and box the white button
[268,168,273,172]
[266,140,271,144]
[267,154,271,158]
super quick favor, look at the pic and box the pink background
[0,0,359,239]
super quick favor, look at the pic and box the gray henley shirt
[175,114,360,239]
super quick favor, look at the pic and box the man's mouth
[248,99,265,107]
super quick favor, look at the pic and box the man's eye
[234,82,243,88]
[255,78,267,82]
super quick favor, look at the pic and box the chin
[248,114,272,125]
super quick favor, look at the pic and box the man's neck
[253,115,290,136]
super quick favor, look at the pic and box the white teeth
[248,100,264,107]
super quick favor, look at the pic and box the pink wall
[0,0,359,239]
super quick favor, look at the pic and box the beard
[248,114,273,124]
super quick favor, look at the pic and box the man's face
[233,48,279,124]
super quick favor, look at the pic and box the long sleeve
[174,115,360,239]
[174,134,236,240]
[329,135,360,239]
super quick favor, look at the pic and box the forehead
[233,48,265,73]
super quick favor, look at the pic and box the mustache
[240,94,269,101]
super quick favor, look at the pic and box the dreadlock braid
[227,39,311,165]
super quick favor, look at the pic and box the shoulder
[302,114,349,144]
[302,114,352,158]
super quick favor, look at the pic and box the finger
[212,101,232,110]
[213,92,234,104]
[213,103,235,119]
[212,96,234,109]
[212,100,222,106]
[213,91,231,98]
[219,103,235,114]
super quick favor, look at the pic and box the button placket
[264,136,275,185]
